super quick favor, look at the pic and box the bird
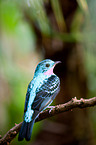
[18,59,61,141]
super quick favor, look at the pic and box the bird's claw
[47,106,55,113]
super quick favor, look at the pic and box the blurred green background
[0,0,96,145]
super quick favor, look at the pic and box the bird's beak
[54,61,61,67]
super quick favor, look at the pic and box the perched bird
[18,59,61,141]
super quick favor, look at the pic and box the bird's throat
[44,67,54,75]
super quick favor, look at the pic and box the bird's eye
[46,63,50,67]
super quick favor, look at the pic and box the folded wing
[31,75,60,111]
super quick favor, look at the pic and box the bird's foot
[47,106,55,113]
[47,106,55,109]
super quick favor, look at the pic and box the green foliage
[0,0,21,32]
[0,0,41,144]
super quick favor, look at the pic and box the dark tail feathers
[18,120,35,141]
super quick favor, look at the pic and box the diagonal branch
[0,97,96,145]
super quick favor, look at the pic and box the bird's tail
[18,120,35,141]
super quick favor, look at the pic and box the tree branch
[0,97,96,145]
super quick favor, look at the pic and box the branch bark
[0,97,96,145]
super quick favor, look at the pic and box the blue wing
[31,75,60,111]
[24,81,32,114]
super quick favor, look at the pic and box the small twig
[0,97,96,145]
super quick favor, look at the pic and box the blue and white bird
[18,59,61,141]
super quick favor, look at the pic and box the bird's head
[34,59,61,76]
